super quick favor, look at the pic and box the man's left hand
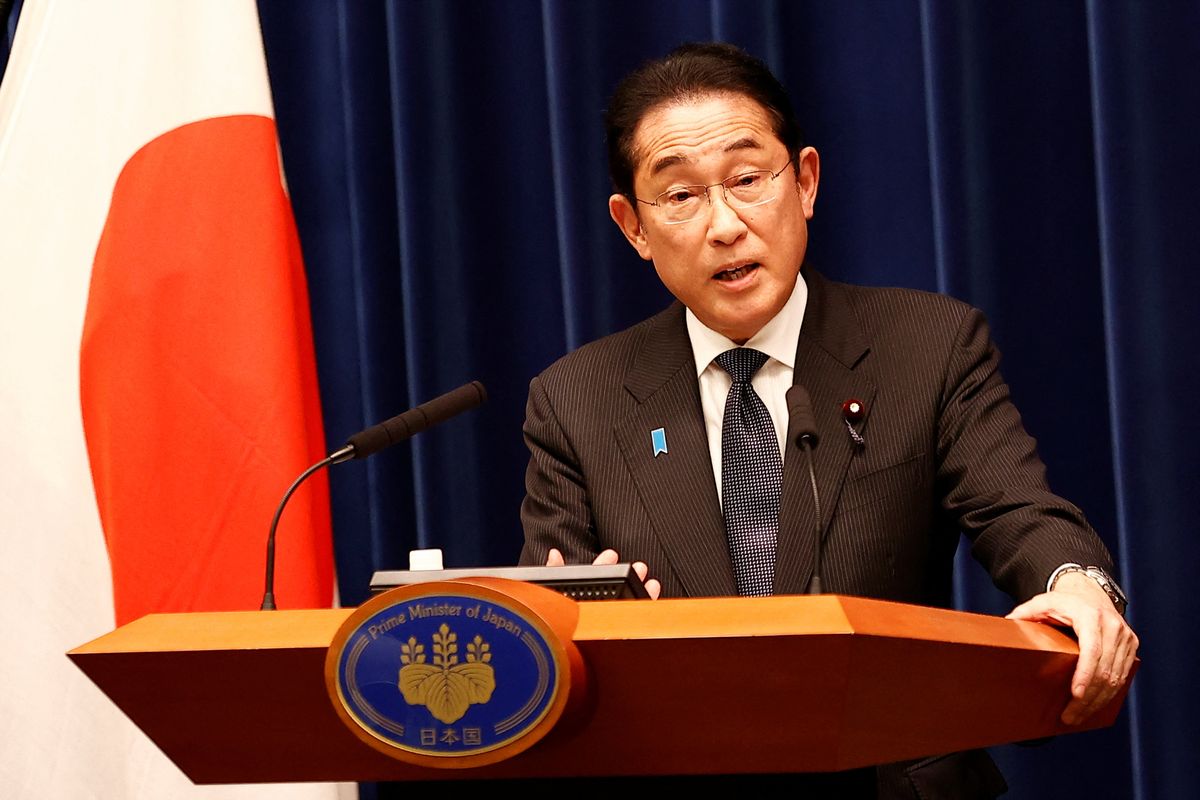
[1006,573,1139,725]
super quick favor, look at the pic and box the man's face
[609,93,819,344]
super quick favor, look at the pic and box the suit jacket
[518,267,1114,797]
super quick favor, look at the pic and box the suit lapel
[775,270,877,595]
[615,304,737,596]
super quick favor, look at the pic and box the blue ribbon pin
[651,427,668,457]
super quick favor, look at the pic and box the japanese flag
[0,1,349,797]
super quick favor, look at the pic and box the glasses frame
[635,157,797,225]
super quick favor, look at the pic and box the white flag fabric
[0,1,353,797]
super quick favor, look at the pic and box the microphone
[329,380,488,463]
[786,385,824,594]
[260,380,488,610]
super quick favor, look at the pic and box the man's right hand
[546,547,661,599]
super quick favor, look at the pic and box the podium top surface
[72,593,1076,656]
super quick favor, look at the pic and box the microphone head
[344,380,488,459]
[786,384,819,445]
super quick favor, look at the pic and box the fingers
[632,562,662,600]
[1062,606,1104,724]
[1114,627,1140,685]
[1005,596,1072,628]
[546,547,660,599]
[545,547,622,567]
[592,549,620,566]
[1008,591,1138,726]
[1069,613,1138,724]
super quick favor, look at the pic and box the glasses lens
[656,187,705,223]
[724,170,775,207]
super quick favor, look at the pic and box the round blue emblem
[329,585,565,763]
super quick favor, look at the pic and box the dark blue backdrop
[251,2,1197,798]
[5,1,1191,797]
[0,0,1190,796]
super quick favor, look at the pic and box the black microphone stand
[260,448,349,610]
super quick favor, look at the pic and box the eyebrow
[647,137,765,177]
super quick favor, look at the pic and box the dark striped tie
[715,347,780,596]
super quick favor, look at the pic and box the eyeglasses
[636,158,796,225]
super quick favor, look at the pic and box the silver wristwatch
[1049,563,1128,616]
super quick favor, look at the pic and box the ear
[609,194,653,261]
[795,146,820,220]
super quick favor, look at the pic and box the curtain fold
[252,1,1195,796]
[1086,3,1200,796]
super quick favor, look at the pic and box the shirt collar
[685,269,808,376]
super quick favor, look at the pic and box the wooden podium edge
[67,590,1135,783]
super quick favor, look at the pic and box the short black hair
[604,42,804,201]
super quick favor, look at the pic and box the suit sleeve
[518,374,602,566]
[935,307,1115,602]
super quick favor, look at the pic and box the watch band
[1048,563,1128,616]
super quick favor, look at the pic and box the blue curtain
[1,1,21,75]
[255,1,1197,797]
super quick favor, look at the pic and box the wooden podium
[68,584,1131,785]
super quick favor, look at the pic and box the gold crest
[398,623,496,724]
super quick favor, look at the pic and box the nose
[705,185,748,245]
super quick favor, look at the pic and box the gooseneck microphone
[786,385,824,594]
[329,380,488,464]
[260,380,487,610]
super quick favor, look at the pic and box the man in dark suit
[518,42,1137,797]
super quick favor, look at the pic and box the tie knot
[715,347,769,384]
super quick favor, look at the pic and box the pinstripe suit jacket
[517,267,1115,797]
[519,267,1113,605]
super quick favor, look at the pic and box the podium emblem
[326,580,578,767]
[398,624,495,723]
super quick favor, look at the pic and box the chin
[719,304,777,340]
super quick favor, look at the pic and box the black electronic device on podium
[370,549,649,601]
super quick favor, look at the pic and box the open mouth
[713,262,760,281]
